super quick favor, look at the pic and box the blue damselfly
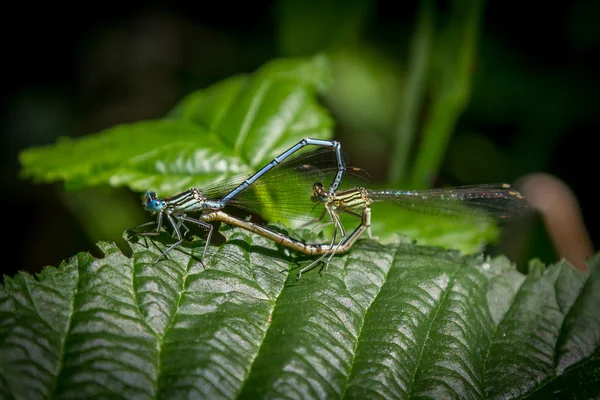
[135,138,347,261]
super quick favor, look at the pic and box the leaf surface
[1,228,598,399]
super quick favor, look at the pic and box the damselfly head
[144,191,164,213]
[310,182,328,203]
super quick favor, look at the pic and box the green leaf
[19,54,334,194]
[2,227,598,399]
[369,202,500,254]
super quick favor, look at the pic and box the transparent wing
[199,147,369,222]
[368,184,530,221]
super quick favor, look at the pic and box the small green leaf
[19,54,334,194]
[1,227,598,399]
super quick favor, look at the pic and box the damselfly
[134,138,348,261]
[177,181,529,279]
[291,181,530,278]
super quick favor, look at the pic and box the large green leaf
[1,226,598,399]
[19,54,334,194]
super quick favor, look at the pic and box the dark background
[2,1,598,276]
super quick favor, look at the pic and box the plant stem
[409,0,483,189]
[389,0,434,186]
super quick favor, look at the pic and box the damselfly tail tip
[508,190,525,200]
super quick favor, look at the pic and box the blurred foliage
[275,0,485,188]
